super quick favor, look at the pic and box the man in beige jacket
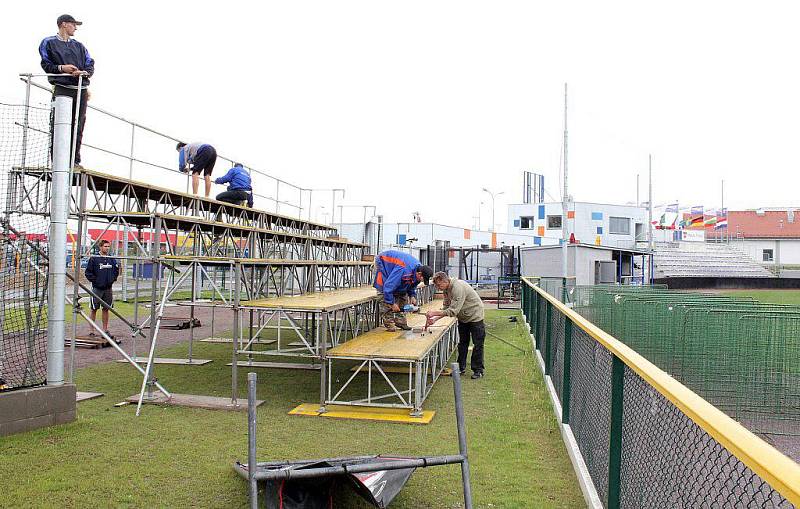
[426,272,486,379]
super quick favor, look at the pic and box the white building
[519,244,652,286]
[337,220,538,254]
[506,201,648,249]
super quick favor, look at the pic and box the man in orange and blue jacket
[373,250,433,331]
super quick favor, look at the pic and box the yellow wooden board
[289,403,435,424]
[328,302,456,361]
[242,286,378,311]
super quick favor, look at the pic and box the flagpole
[648,155,653,251]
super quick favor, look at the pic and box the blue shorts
[192,145,217,176]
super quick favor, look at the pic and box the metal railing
[18,73,345,223]
[520,278,799,508]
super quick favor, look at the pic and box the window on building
[763,249,774,262]
[609,216,631,235]
[520,216,534,229]
[546,215,562,229]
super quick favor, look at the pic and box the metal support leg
[318,311,329,413]
[247,372,258,509]
[411,360,423,417]
[451,362,473,509]
[232,262,242,406]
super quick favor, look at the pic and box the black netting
[620,366,792,508]
[568,327,613,505]
[1,102,52,391]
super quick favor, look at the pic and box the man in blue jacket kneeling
[373,250,433,332]
[214,162,254,207]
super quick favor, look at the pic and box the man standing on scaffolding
[177,142,217,198]
[39,14,94,169]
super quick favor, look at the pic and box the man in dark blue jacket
[84,239,119,337]
[373,250,433,331]
[214,163,254,207]
[39,14,94,168]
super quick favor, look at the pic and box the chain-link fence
[521,281,799,508]
[567,286,800,438]
[0,101,52,391]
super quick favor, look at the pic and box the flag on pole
[689,205,704,226]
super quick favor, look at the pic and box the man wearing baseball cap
[373,249,433,331]
[39,14,95,168]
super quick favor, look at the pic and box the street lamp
[482,188,504,232]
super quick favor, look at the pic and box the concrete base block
[0,384,77,437]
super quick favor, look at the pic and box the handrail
[521,276,800,504]
[18,73,349,223]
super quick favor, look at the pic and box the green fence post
[608,355,625,509]
[521,284,528,323]
[530,290,537,336]
[544,301,552,375]
[561,318,573,424]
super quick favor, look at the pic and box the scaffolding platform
[12,166,338,234]
[242,285,378,311]
[322,302,458,416]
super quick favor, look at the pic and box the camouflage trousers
[377,293,409,328]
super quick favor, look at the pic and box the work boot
[396,323,412,331]
[384,322,397,332]
[471,371,484,380]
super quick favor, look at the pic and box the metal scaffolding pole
[46,95,72,386]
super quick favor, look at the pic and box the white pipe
[47,96,72,385]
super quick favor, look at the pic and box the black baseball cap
[417,265,434,286]
[57,14,83,26]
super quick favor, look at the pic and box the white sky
[3,1,799,231]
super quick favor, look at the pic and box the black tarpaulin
[257,455,417,509]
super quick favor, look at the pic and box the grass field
[719,288,800,306]
[0,310,583,508]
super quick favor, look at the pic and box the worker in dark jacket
[214,163,254,207]
[177,142,217,197]
[84,239,119,337]
[39,14,94,168]
[373,250,433,331]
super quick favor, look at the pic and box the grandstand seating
[653,242,773,278]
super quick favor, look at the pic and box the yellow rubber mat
[289,403,435,424]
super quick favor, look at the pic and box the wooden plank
[242,286,378,311]
[125,391,263,411]
[226,361,320,370]
[328,303,456,360]
[200,337,276,345]
[115,357,212,365]
[76,391,104,402]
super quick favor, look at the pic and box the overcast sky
[3,1,799,231]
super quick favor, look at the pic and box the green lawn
[0,310,583,508]
[719,289,800,306]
